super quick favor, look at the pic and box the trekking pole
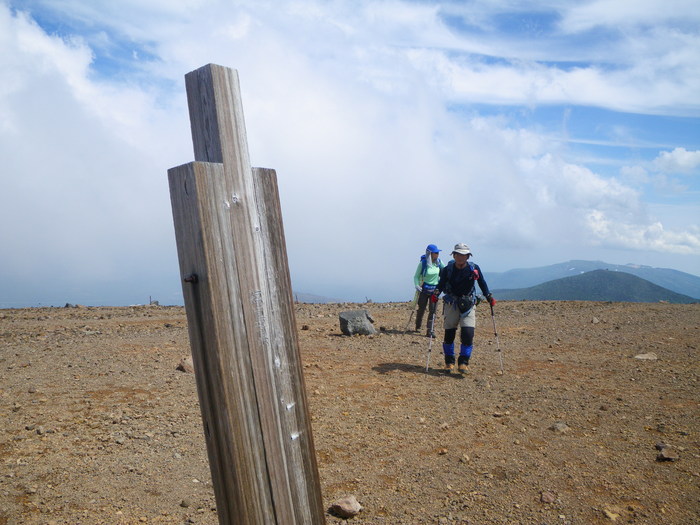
[425,315,435,372]
[489,303,504,374]
[403,310,415,334]
[403,290,419,334]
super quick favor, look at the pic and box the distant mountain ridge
[494,269,697,303]
[292,292,344,303]
[487,260,700,299]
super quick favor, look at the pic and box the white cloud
[1,0,698,306]
[587,211,700,254]
[654,147,700,174]
[620,165,651,185]
[0,3,190,304]
[559,0,700,33]
[404,45,700,116]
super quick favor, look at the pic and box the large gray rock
[339,309,376,336]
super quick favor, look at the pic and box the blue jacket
[435,260,491,298]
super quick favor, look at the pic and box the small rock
[603,508,620,521]
[540,491,556,504]
[656,448,679,462]
[437,448,448,455]
[328,495,362,518]
[549,421,570,434]
[634,352,658,361]
[592,317,600,324]
[177,356,195,373]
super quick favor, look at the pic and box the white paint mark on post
[251,290,269,347]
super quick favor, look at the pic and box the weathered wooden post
[167,64,325,524]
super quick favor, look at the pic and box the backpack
[442,260,476,281]
[439,261,478,314]
[420,254,442,276]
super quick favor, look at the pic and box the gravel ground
[1,300,699,524]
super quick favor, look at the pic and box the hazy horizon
[1,1,698,307]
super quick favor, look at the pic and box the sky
[0,0,699,307]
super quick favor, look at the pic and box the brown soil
[1,301,699,524]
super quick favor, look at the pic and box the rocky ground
[1,300,699,524]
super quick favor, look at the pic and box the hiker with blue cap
[412,244,445,337]
[432,243,496,374]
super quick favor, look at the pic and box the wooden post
[167,64,325,524]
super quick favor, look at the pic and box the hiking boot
[445,363,455,373]
[426,331,435,338]
[458,364,469,374]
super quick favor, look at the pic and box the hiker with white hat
[412,244,445,337]
[432,243,496,373]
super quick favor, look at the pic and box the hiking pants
[415,291,437,331]
[443,301,476,330]
[442,302,476,364]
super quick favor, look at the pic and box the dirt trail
[1,301,699,524]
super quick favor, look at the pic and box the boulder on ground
[339,309,376,336]
[329,495,362,518]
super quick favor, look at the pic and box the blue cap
[426,244,440,253]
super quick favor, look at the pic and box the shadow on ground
[372,362,466,379]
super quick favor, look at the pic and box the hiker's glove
[430,293,439,303]
[415,285,422,292]
[486,294,496,306]
[472,268,480,280]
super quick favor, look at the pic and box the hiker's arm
[474,264,491,297]
[434,266,447,296]
[413,263,423,289]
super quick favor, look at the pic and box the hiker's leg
[426,298,437,336]
[443,304,458,366]
[460,326,475,346]
[458,309,476,366]
[415,292,428,330]
[458,327,475,365]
